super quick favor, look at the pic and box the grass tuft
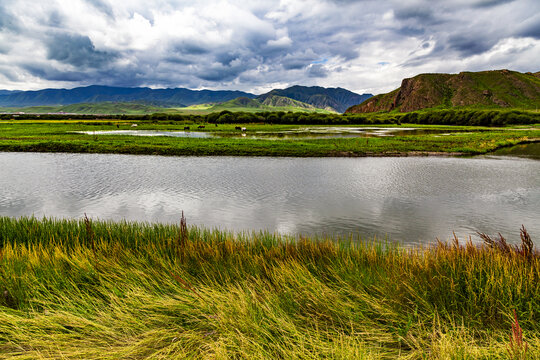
[0,216,538,358]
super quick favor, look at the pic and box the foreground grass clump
[0,217,539,359]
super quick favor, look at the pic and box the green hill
[260,95,316,109]
[0,102,178,115]
[207,96,335,113]
[0,97,336,115]
[258,86,372,112]
[346,69,540,113]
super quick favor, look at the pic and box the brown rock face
[345,69,540,113]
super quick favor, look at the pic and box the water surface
[1,152,538,245]
[490,142,540,160]
[76,130,213,138]
[76,127,464,140]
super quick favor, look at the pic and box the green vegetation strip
[0,216,538,359]
[3,107,540,126]
[0,121,539,157]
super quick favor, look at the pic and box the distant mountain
[258,85,372,113]
[0,84,370,113]
[0,90,21,96]
[346,69,540,113]
[2,96,334,115]
[1,102,176,115]
[0,85,255,107]
[207,96,333,113]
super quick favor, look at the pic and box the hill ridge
[258,85,372,113]
[0,85,370,113]
[346,69,540,113]
[0,85,255,108]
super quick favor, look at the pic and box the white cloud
[0,0,538,93]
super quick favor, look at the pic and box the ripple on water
[1,152,539,245]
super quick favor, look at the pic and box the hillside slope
[207,96,333,113]
[0,85,255,107]
[0,102,178,115]
[258,85,372,113]
[260,95,316,109]
[346,70,540,113]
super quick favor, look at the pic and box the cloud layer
[0,0,538,94]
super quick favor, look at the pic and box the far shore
[0,121,539,158]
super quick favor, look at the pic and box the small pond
[76,127,467,140]
[76,130,213,138]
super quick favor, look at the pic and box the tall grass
[0,216,538,359]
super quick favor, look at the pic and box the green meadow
[0,120,538,157]
[0,216,538,359]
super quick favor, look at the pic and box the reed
[0,216,538,359]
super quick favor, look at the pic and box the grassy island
[0,216,538,359]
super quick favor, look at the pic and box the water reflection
[76,130,213,138]
[489,142,540,159]
[76,127,465,140]
[1,152,538,245]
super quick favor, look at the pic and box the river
[1,151,538,245]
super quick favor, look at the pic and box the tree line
[1,109,538,125]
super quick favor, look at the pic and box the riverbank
[0,121,538,157]
[0,216,538,359]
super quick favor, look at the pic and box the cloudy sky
[0,0,538,94]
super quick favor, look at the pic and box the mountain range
[0,85,372,113]
[206,95,333,113]
[257,86,372,112]
[346,69,540,113]
[0,85,254,109]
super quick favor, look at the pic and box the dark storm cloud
[22,63,89,82]
[172,41,210,55]
[1,0,539,92]
[197,65,243,82]
[163,56,194,65]
[472,0,515,8]
[282,58,309,70]
[518,17,540,39]
[282,60,306,70]
[394,7,433,22]
[307,64,328,78]
[447,35,498,56]
[397,25,426,37]
[216,52,240,66]
[46,33,117,68]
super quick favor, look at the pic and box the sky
[0,0,538,95]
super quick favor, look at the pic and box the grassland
[0,216,538,359]
[0,99,335,116]
[0,102,181,115]
[0,120,538,157]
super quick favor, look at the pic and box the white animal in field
[131,124,138,127]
